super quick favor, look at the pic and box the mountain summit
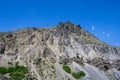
[0,22,120,80]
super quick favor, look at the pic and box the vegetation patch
[10,72,25,80]
[63,65,86,79]
[0,62,28,80]
[63,65,71,74]
[72,71,86,79]
[0,67,8,74]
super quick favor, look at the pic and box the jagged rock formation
[0,21,120,80]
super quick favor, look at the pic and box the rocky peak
[54,21,82,36]
[53,21,105,46]
[55,21,97,38]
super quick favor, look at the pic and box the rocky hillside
[0,21,120,80]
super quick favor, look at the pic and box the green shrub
[0,63,28,80]
[0,67,7,74]
[10,66,28,80]
[72,71,85,79]
[11,72,25,80]
[63,65,71,74]
[7,67,15,73]
[15,66,28,74]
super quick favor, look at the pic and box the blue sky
[0,0,120,46]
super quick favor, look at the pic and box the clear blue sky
[0,0,120,46]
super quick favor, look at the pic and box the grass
[72,71,86,79]
[63,65,71,74]
[0,62,28,80]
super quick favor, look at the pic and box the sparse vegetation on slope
[63,65,86,79]
[81,35,107,46]
[0,62,28,80]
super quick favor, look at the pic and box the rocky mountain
[0,21,120,80]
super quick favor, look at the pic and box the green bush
[72,71,86,79]
[15,66,28,74]
[0,67,7,74]
[10,66,28,80]
[63,65,71,74]
[7,67,15,73]
[11,72,25,80]
[0,63,28,80]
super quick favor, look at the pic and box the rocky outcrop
[42,47,55,58]
[87,57,111,71]
[0,74,10,80]
[112,60,120,71]
[0,41,5,54]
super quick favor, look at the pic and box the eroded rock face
[58,55,72,65]
[42,47,55,58]
[88,57,111,71]
[33,58,42,64]
[0,21,120,80]
[112,60,120,71]
[0,42,5,54]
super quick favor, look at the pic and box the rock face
[0,21,120,80]
[0,42,5,54]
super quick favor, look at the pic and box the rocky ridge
[0,21,120,80]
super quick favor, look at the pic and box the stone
[0,42,5,54]
[42,47,55,58]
